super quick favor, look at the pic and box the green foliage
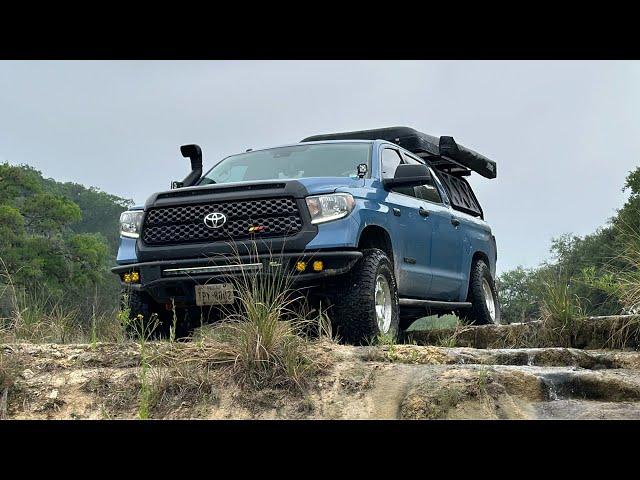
[42,178,132,251]
[615,167,640,235]
[22,193,82,234]
[498,166,640,322]
[0,162,132,324]
[0,163,42,202]
[0,205,24,247]
[497,266,545,323]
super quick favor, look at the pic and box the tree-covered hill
[0,162,132,315]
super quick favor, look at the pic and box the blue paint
[115,139,496,302]
[116,236,138,264]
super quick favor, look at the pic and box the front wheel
[329,249,400,345]
[459,259,501,325]
[120,289,172,339]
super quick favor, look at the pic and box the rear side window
[437,171,483,217]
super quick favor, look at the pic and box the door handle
[419,207,429,217]
[451,216,460,227]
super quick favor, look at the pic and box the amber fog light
[123,271,140,283]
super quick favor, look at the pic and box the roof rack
[301,126,497,179]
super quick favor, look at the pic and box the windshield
[198,143,371,186]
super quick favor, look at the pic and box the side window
[402,153,443,204]
[382,148,417,197]
[414,178,442,203]
[381,148,402,180]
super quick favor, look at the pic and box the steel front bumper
[112,250,362,305]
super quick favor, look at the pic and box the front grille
[142,197,303,245]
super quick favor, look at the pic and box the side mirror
[382,163,432,189]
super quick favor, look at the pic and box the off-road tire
[459,259,501,325]
[120,289,172,339]
[330,248,400,345]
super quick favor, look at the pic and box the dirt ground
[3,339,640,420]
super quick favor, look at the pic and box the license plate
[195,283,235,306]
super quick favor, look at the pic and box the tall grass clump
[613,225,640,314]
[598,224,640,348]
[192,242,319,391]
[539,273,584,347]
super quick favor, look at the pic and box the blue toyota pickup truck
[113,127,499,344]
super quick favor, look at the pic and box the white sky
[1,60,638,273]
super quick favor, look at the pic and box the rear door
[380,147,433,297]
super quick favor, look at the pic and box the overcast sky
[1,60,638,273]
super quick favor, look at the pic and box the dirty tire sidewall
[120,288,171,339]
[331,249,400,345]
[464,260,501,325]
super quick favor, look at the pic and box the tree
[0,162,129,316]
[498,166,640,322]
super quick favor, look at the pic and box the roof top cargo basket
[301,126,497,179]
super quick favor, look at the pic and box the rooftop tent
[301,126,497,179]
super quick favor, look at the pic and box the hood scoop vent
[157,182,286,200]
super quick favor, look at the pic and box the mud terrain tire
[330,248,400,345]
[459,259,501,325]
[120,289,172,338]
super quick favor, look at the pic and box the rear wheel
[459,259,501,325]
[330,249,400,345]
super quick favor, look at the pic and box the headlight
[119,211,144,238]
[305,193,355,225]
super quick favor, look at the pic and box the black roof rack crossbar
[301,126,497,179]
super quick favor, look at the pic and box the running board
[399,298,472,310]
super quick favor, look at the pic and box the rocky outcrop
[407,315,640,350]
[3,341,640,419]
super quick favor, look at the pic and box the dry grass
[435,322,476,348]
[184,244,324,391]
[146,362,219,415]
[614,226,640,315]
[83,370,140,416]
[601,315,640,350]
[1,258,125,344]
[185,319,317,391]
[538,274,585,348]
[0,349,22,419]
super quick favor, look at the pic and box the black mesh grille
[142,197,303,245]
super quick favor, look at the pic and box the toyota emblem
[203,212,227,229]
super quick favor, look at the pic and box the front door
[381,147,433,297]
[398,154,465,301]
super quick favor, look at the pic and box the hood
[143,177,361,207]
[294,176,361,195]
